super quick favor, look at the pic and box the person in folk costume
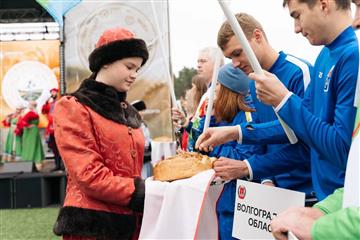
[17,101,45,168]
[42,88,64,171]
[52,27,148,240]
[2,105,25,162]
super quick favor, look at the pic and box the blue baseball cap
[217,63,250,95]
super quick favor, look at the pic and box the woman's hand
[195,126,239,152]
[171,108,188,128]
[213,157,249,180]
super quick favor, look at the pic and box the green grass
[0,207,61,240]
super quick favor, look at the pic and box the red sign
[238,185,246,199]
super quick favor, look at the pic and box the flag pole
[150,0,178,107]
[217,0,298,144]
[203,49,223,131]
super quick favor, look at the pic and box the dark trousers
[48,134,64,170]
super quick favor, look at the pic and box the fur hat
[218,63,250,95]
[88,27,149,73]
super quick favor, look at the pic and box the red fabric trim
[353,122,360,138]
[181,131,189,150]
[21,111,39,126]
[15,111,39,135]
[2,118,10,127]
[42,101,51,114]
[193,172,218,240]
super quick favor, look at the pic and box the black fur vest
[71,78,142,129]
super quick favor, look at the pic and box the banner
[232,180,305,239]
[64,0,172,139]
[0,40,60,128]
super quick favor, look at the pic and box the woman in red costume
[53,27,148,240]
[16,101,44,165]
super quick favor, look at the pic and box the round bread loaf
[153,152,216,181]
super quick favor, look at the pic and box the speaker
[13,172,67,208]
[14,174,44,208]
[0,161,36,174]
[0,174,15,209]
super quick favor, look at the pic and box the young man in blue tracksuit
[248,0,358,201]
[271,3,360,240]
[215,13,315,202]
[196,0,358,202]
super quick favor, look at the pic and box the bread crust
[153,152,216,181]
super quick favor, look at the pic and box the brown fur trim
[71,79,142,128]
[53,206,136,239]
[88,38,148,73]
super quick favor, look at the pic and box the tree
[174,67,197,99]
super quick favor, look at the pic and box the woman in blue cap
[208,63,265,239]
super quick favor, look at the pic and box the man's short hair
[282,0,351,10]
[217,13,266,50]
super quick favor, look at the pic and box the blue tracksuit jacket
[207,109,265,240]
[245,51,314,196]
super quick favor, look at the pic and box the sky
[168,0,323,75]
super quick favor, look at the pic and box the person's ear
[353,18,360,29]
[319,0,331,14]
[252,29,263,43]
